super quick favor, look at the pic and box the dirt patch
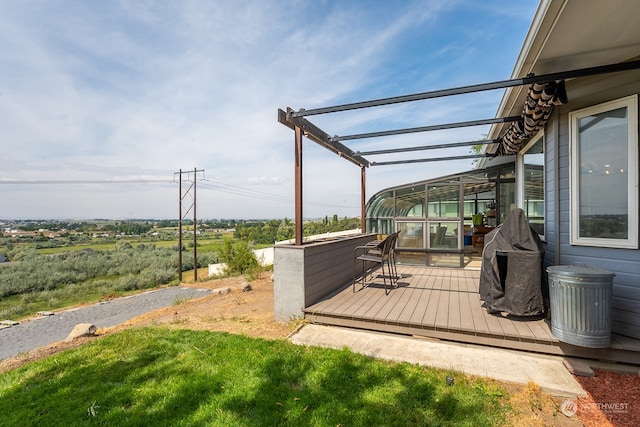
[117,275,292,339]
[503,381,583,427]
[1,274,638,426]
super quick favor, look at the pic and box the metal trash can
[547,265,615,348]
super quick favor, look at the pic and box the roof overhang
[488,0,640,145]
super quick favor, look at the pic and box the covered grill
[479,208,545,316]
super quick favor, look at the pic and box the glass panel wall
[522,137,545,236]
[483,166,515,226]
[396,186,425,217]
[427,180,460,218]
[396,221,425,249]
[366,218,394,236]
[366,190,394,236]
[396,251,426,265]
[427,220,460,249]
[364,163,518,267]
[366,191,394,218]
[428,252,464,268]
[499,182,516,224]
[462,172,496,228]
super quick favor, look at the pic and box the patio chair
[352,231,400,294]
[370,231,401,283]
[388,230,401,280]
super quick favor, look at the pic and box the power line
[1,177,359,210]
[199,180,359,209]
[199,180,292,202]
[174,168,205,282]
[0,179,171,184]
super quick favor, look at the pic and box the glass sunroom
[366,160,542,268]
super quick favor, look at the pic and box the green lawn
[0,276,164,321]
[0,328,509,426]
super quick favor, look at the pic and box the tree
[469,134,489,165]
[218,239,258,275]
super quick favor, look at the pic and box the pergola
[278,59,640,245]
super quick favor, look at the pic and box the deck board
[397,271,431,325]
[310,289,354,316]
[436,270,460,331]
[408,271,432,326]
[306,265,544,340]
[458,272,477,332]
[419,271,440,327]
[526,318,556,343]
[385,268,424,324]
[303,264,640,363]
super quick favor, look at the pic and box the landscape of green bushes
[0,216,361,320]
[0,242,218,320]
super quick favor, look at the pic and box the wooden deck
[304,265,640,364]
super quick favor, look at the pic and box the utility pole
[174,168,205,282]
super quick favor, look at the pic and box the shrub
[218,239,258,275]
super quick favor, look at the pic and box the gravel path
[0,286,212,361]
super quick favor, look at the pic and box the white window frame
[517,132,545,240]
[569,94,638,248]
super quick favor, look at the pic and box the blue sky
[0,0,538,220]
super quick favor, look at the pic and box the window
[427,220,460,250]
[395,186,425,217]
[396,221,425,249]
[427,180,460,218]
[518,135,545,238]
[569,95,638,248]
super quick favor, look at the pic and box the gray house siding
[543,109,559,269]
[544,71,640,339]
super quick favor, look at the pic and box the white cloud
[247,176,284,185]
[0,0,537,219]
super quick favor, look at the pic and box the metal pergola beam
[278,59,640,245]
[334,117,518,142]
[278,108,369,168]
[371,153,491,166]
[358,138,499,156]
[291,59,640,117]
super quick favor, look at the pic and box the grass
[0,273,186,321]
[0,269,202,321]
[0,280,121,320]
[0,328,510,426]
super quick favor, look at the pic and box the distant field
[37,243,121,254]
[36,237,231,255]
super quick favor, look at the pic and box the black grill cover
[479,208,545,316]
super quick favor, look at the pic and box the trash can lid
[546,265,615,278]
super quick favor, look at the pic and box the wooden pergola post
[295,126,303,246]
[361,166,366,233]
[278,109,369,245]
